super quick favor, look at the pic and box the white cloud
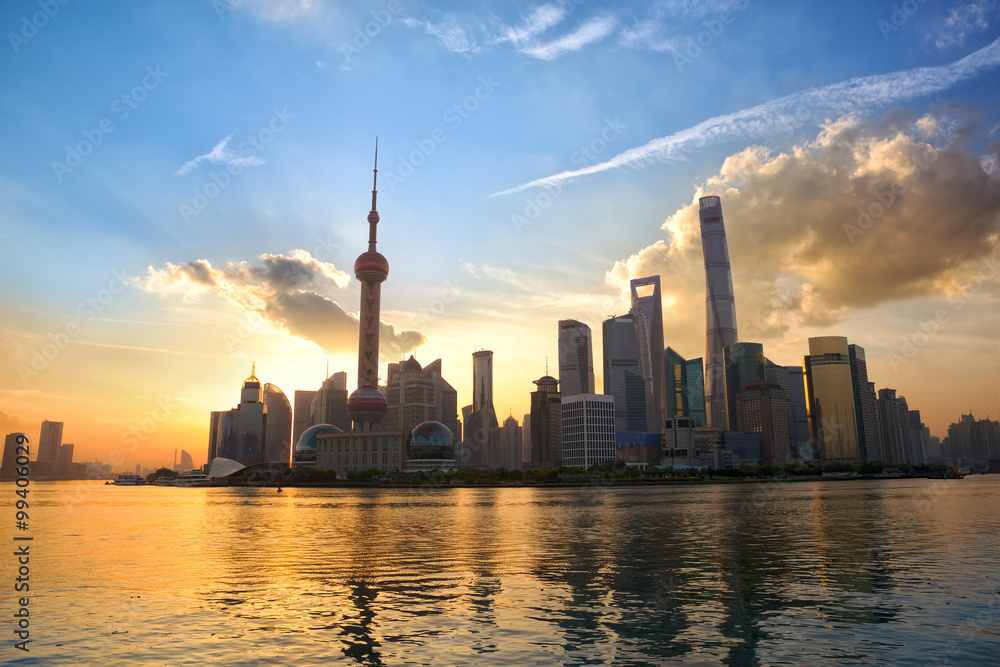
[491,36,1000,196]
[520,15,617,60]
[175,135,265,177]
[934,1,996,50]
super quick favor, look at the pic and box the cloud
[491,36,1000,196]
[230,0,320,22]
[402,17,479,54]
[0,409,35,438]
[134,250,425,359]
[934,1,997,50]
[175,135,265,176]
[519,15,617,60]
[605,112,1000,340]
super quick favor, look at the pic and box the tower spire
[367,137,380,251]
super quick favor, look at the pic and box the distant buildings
[699,195,739,429]
[498,414,523,471]
[461,350,500,468]
[38,420,63,463]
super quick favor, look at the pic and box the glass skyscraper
[699,196,739,429]
[602,313,648,432]
[723,342,765,430]
[684,358,706,427]
[804,336,860,462]
[557,319,595,397]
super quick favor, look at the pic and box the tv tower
[347,140,389,429]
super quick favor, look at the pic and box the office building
[848,344,879,463]
[561,394,615,468]
[558,319,596,397]
[699,195,739,429]
[876,388,905,465]
[803,336,860,462]
[498,414,523,471]
[685,358,706,427]
[665,347,688,419]
[313,372,351,432]
[630,277,666,431]
[385,357,460,442]
[38,420,63,463]
[292,389,318,446]
[735,380,790,465]
[724,342,765,430]
[528,374,562,470]
[602,313,648,432]
[263,383,292,464]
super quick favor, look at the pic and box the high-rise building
[313,372,350,431]
[602,313,647,432]
[665,347,688,419]
[897,396,924,465]
[735,380,789,465]
[785,366,810,460]
[630,277,666,431]
[803,336,860,462]
[208,410,225,462]
[175,449,194,472]
[229,364,267,466]
[521,413,532,466]
[263,383,292,464]
[1,433,27,479]
[346,145,390,430]
[529,375,561,470]
[292,389,318,445]
[723,342,764,430]
[55,443,74,468]
[462,350,500,468]
[558,319,595,397]
[38,420,63,463]
[848,345,879,463]
[498,414,523,471]
[561,394,616,468]
[385,357,460,442]
[876,388,905,465]
[699,195,739,429]
[684,358,706,427]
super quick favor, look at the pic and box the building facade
[699,195,739,429]
[528,375,562,470]
[602,313,648,432]
[804,336,860,462]
[630,277,666,432]
[723,342,765,430]
[561,394,616,468]
[558,319,596,397]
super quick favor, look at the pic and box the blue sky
[2,0,999,467]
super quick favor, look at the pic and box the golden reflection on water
[4,477,999,666]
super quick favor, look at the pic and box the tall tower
[699,196,739,429]
[630,276,665,432]
[557,319,595,397]
[347,142,390,430]
[804,336,860,462]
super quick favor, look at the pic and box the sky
[1,0,999,470]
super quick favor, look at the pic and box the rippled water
[3,476,999,666]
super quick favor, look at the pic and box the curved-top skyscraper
[347,142,389,429]
[699,195,739,429]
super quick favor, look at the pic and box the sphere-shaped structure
[407,421,456,460]
[347,386,387,426]
[354,251,389,283]
[293,424,343,466]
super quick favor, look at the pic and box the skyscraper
[561,394,615,468]
[602,314,648,432]
[292,389,318,445]
[263,383,292,464]
[876,388,905,465]
[38,420,63,463]
[463,350,500,468]
[498,414,523,471]
[557,319,595,397]
[630,277,666,431]
[735,380,790,465]
[804,336,860,462]
[848,345,879,463]
[385,356,460,442]
[313,372,350,431]
[684,358,706,427]
[529,374,562,470]
[347,144,390,430]
[723,342,765,430]
[472,350,495,415]
[699,196,739,429]
[786,367,810,458]
[665,347,689,419]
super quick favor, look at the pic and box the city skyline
[2,1,999,467]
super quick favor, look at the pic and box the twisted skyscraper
[347,142,390,429]
[699,195,739,429]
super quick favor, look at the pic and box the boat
[113,473,145,486]
[154,476,176,486]
[173,470,213,487]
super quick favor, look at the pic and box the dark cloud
[136,250,426,358]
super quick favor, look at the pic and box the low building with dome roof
[403,421,458,472]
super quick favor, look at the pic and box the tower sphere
[347,385,387,425]
[354,250,389,282]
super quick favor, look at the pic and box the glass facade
[804,337,860,461]
[293,424,344,467]
[724,342,765,430]
[685,358,706,427]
